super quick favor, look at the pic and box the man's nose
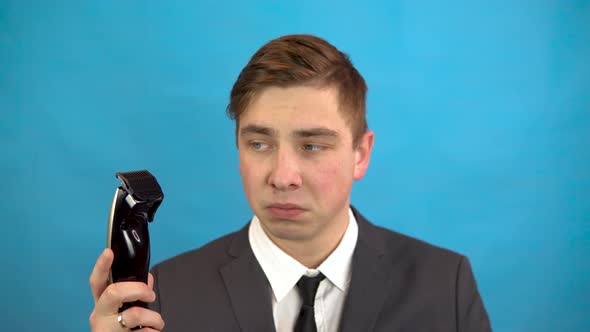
[268,147,302,191]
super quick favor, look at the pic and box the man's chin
[258,215,313,241]
[265,227,313,243]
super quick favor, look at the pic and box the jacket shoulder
[372,222,463,262]
[353,208,465,272]
[151,225,245,276]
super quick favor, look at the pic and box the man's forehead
[246,86,340,113]
[236,85,353,139]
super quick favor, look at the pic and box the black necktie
[294,273,325,332]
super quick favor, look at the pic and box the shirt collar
[248,208,358,303]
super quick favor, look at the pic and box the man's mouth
[267,203,306,219]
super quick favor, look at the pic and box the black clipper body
[107,170,163,311]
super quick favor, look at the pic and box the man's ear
[353,130,375,181]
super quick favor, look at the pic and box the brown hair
[227,34,368,147]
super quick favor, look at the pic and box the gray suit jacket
[149,207,492,331]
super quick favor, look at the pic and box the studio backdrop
[1,1,589,331]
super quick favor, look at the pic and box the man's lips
[268,203,303,209]
[267,203,306,218]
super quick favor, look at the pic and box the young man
[89,34,492,331]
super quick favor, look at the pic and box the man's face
[237,85,374,245]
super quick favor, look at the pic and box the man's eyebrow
[293,127,339,138]
[239,124,277,137]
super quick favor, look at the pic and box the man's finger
[133,328,160,332]
[118,306,165,331]
[89,248,114,303]
[148,272,154,290]
[95,282,156,316]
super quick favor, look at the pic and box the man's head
[227,34,368,148]
[227,34,374,256]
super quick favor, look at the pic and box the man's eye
[250,141,270,151]
[303,144,322,152]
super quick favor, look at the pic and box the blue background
[1,1,589,331]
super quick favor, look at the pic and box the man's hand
[89,248,165,331]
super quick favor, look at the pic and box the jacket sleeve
[456,256,493,332]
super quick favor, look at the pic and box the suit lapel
[338,208,399,332]
[219,225,276,332]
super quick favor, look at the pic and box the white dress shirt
[248,208,359,332]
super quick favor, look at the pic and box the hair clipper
[107,170,164,312]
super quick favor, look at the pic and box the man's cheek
[240,158,259,178]
[313,165,343,191]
